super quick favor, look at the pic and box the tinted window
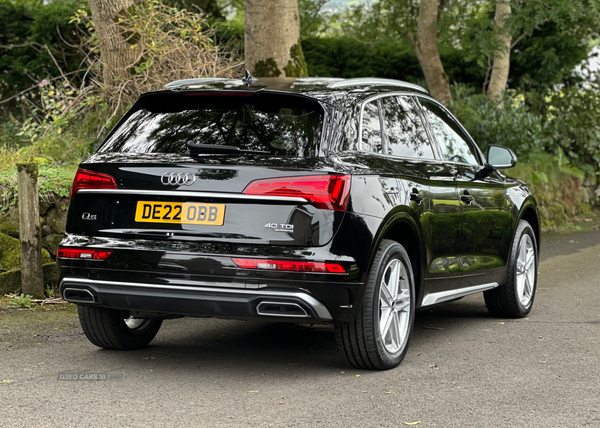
[419,98,480,165]
[100,93,323,157]
[361,100,383,153]
[381,96,435,159]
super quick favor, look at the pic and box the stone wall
[527,172,599,229]
[0,198,67,294]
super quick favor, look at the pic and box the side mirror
[487,145,517,169]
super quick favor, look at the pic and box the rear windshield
[99,92,324,157]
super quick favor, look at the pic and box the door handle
[410,188,423,204]
[460,191,473,205]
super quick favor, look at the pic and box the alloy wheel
[516,234,536,307]
[123,316,151,331]
[378,259,411,354]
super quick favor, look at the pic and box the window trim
[358,92,441,161]
[414,94,485,167]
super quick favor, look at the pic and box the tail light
[232,258,345,273]
[57,248,112,260]
[243,175,351,211]
[70,169,117,199]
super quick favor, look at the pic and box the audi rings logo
[161,172,196,186]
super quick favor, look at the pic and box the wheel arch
[517,200,541,253]
[366,212,427,308]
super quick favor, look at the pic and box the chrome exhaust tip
[256,301,310,318]
[63,288,96,304]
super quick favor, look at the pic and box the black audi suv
[58,77,540,369]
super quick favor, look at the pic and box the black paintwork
[59,77,540,323]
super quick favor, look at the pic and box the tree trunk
[410,0,452,107]
[244,0,307,77]
[487,0,511,102]
[87,0,142,86]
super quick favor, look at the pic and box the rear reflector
[57,248,112,260]
[243,175,351,211]
[70,169,117,199]
[232,258,345,273]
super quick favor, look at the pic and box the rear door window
[381,96,435,159]
[99,92,324,158]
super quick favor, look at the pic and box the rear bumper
[59,276,334,322]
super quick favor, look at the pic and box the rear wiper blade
[187,143,269,155]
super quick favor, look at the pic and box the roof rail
[164,78,229,89]
[327,78,428,93]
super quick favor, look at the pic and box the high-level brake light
[243,175,351,211]
[70,169,117,199]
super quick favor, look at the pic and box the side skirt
[420,283,499,307]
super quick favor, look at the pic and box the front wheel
[78,306,163,350]
[335,240,415,370]
[484,220,538,318]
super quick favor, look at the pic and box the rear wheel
[335,239,415,370]
[78,306,162,350]
[484,220,538,318]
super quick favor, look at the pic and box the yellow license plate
[135,201,225,225]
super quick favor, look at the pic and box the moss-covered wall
[0,196,68,294]
[507,154,599,229]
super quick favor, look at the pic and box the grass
[0,163,77,214]
[0,295,78,338]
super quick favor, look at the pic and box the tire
[77,305,163,350]
[335,239,416,370]
[484,220,538,318]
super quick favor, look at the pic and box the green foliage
[0,99,110,172]
[545,85,600,168]
[70,0,239,109]
[299,0,331,37]
[162,0,224,18]
[0,0,90,120]
[0,232,22,269]
[45,285,56,298]
[451,87,550,157]
[0,163,77,215]
[9,293,33,308]
[531,170,548,184]
[0,121,25,150]
[303,35,486,88]
[254,58,282,77]
[303,36,422,81]
[283,43,308,77]
[453,84,600,171]
[0,0,37,110]
[510,22,590,93]
[506,152,595,229]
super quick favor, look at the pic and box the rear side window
[381,96,435,159]
[361,100,383,153]
[99,92,324,157]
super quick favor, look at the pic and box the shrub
[71,0,241,111]
[302,36,485,88]
[451,86,550,158]
[544,85,600,169]
[0,0,89,121]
